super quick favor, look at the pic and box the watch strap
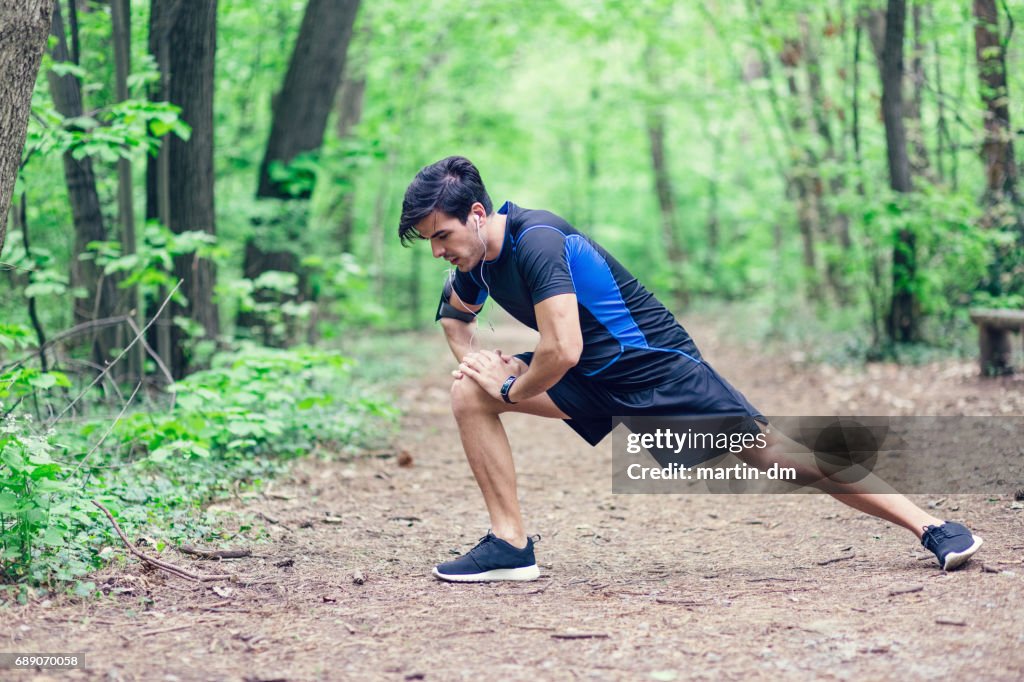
[499,375,518,404]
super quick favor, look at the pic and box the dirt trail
[4,314,1024,681]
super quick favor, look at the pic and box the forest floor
[4,312,1024,681]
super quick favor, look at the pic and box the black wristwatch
[499,376,518,404]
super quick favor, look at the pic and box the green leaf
[41,526,67,547]
[34,478,70,492]
[0,492,20,513]
[50,61,87,79]
[29,463,62,480]
[150,119,173,137]
[149,446,172,462]
[27,373,57,389]
[73,581,97,597]
[24,282,67,298]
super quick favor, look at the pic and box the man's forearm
[441,318,476,363]
[506,342,575,403]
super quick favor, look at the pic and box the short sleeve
[515,226,576,305]
[451,269,488,306]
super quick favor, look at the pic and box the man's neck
[483,211,507,259]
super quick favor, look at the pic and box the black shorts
[516,352,765,447]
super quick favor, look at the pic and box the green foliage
[0,339,396,593]
[6,0,1024,592]
[268,152,320,198]
[25,96,189,167]
[0,413,79,586]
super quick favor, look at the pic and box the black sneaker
[921,521,983,571]
[433,531,540,582]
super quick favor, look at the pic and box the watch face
[501,376,516,402]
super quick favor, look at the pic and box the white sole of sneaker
[432,565,540,582]
[943,535,983,571]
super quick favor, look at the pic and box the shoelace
[469,532,539,555]
[921,524,949,550]
[467,533,497,556]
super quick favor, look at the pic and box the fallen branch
[888,584,924,596]
[179,545,251,560]
[139,623,195,637]
[92,501,232,582]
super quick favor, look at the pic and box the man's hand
[455,350,523,400]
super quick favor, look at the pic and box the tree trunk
[643,40,685,306]
[973,0,1020,220]
[905,2,930,177]
[0,0,54,257]
[800,13,852,303]
[780,36,822,297]
[160,0,220,378]
[47,0,124,366]
[67,0,80,66]
[880,0,919,343]
[256,0,361,199]
[932,3,949,183]
[111,0,142,376]
[146,0,174,373]
[334,70,365,253]
[646,109,686,293]
[242,0,361,344]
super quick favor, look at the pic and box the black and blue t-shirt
[451,201,704,389]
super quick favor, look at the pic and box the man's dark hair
[398,156,493,246]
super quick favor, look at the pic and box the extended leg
[741,428,944,538]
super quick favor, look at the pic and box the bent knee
[450,377,495,418]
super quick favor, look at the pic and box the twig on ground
[92,500,233,582]
[655,598,711,606]
[139,623,195,637]
[888,584,924,596]
[816,554,855,566]
[179,545,252,560]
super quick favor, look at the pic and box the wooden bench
[969,308,1024,375]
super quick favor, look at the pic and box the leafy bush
[0,340,396,598]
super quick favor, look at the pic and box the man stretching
[398,156,983,582]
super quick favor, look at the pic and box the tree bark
[642,39,685,306]
[160,0,220,378]
[334,67,365,253]
[646,109,685,290]
[111,0,142,376]
[242,0,361,344]
[800,13,852,303]
[0,0,54,257]
[880,0,919,343]
[973,0,1019,219]
[905,2,930,177]
[47,0,124,365]
[881,2,913,194]
[256,0,361,199]
[779,33,821,297]
[146,0,174,372]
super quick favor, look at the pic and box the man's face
[415,208,486,272]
